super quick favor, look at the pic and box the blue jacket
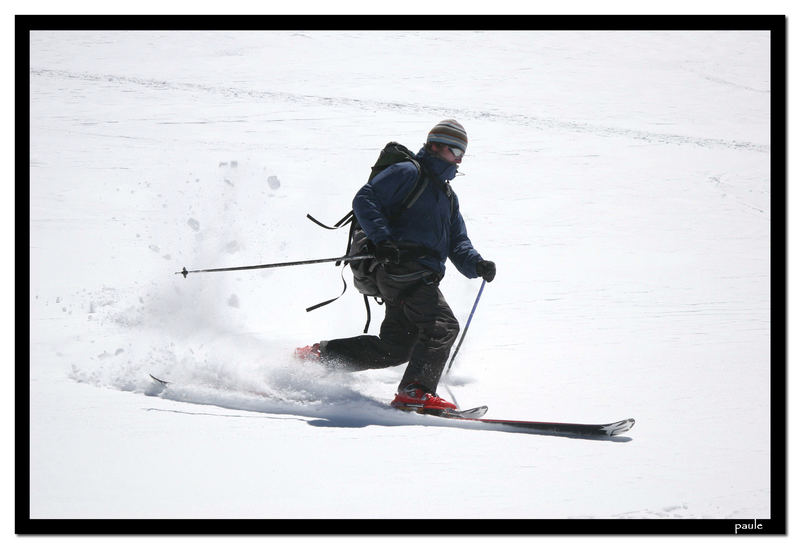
[352,147,483,278]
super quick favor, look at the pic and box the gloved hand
[476,260,496,282]
[374,241,402,264]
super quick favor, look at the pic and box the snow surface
[27,30,772,520]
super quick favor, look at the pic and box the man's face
[433,143,463,165]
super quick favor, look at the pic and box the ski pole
[175,253,375,278]
[445,278,486,376]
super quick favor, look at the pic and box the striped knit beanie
[427,119,468,151]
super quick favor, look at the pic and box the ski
[437,415,635,437]
[147,372,632,437]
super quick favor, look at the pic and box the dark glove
[476,260,496,282]
[374,241,402,264]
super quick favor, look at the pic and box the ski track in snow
[31,67,770,153]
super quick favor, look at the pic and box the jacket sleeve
[352,162,419,245]
[448,194,483,278]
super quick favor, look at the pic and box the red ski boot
[294,343,321,361]
[390,384,457,412]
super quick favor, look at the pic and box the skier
[296,120,496,412]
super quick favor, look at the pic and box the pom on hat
[427,119,468,151]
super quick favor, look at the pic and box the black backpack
[306,142,441,331]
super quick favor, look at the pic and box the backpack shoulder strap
[443,182,455,218]
[398,158,428,211]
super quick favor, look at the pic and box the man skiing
[296,120,496,412]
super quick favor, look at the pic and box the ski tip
[149,373,170,385]
[603,418,635,436]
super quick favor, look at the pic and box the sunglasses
[447,146,465,159]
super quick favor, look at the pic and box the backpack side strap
[306,210,354,230]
